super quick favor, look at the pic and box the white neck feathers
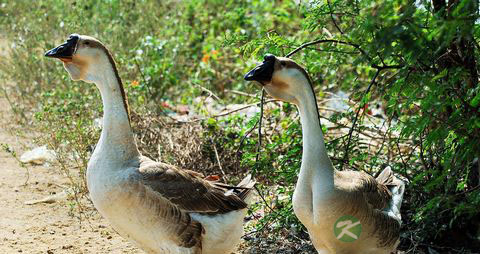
[90,57,139,163]
[295,79,335,192]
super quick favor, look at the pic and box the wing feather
[335,170,391,210]
[137,157,253,214]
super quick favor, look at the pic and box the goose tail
[214,174,256,204]
[236,174,256,203]
[376,166,406,222]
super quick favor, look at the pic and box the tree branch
[255,89,266,165]
[285,39,371,60]
[327,0,344,34]
[341,68,382,169]
[285,39,405,70]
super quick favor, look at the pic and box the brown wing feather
[335,170,392,210]
[137,157,252,214]
[335,169,401,247]
[362,174,392,211]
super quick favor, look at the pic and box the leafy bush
[232,0,480,251]
[1,0,479,252]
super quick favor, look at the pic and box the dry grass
[131,111,249,182]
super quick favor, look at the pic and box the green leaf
[432,69,448,81]
[469,92,480,107]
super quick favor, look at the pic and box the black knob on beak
[67,34,79,42]
[264,54,276,62]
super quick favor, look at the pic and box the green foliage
[230,0,480,251]
[199,105,307,237]
[1,0,480,252]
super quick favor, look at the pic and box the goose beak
[44,34,79,60]
[244,54,276,84]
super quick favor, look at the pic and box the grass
[1,0,480,253]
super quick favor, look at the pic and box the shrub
[1,0,479,252]
[233,0,480,251]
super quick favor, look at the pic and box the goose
[44,34,255,254]
[244,54,405,254]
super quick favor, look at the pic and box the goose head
[244,54,313,105]
[45,34,115,84]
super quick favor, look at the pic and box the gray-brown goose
[244,54,405,254]
[45,34,255,254]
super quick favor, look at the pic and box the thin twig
[0,143,30,185]
[285,39,405,70]
[369,119,391,173]
[395,138,409,172]
[195,83,221,101]
[211,139,227,180]
[134,59,152,102]
[255,89,266,164]
[372,64,405,70]
[215,99,277,119]
[242,208,288,238]
[281,44,360,55]
[327,0,344,34]
[172,99,278,123]
[225,89,258,98]
[341,69,381,170]
[134,58,148,86]
[254,185,275,213]
[0,86,27,121]
[236,119,259,157]
[286,39,370,60]
[252,89,276,213]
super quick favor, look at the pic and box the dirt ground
[0,98,145,254]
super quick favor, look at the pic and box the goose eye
[84,41,90,46]
[280,61,286,67]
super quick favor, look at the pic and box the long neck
[92,63,139,163]
[296,83,334,191]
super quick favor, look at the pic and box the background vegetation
[1,0,479,253]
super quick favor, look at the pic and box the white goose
[45,34,255,254]
[244,54,405,254]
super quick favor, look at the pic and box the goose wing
[336,170,392,210]
[362,172,392,211]
[339,167,405,213]
[335,169,404,247]
[137,157,253,214]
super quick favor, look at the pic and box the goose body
[45,34,255,254]
[245,55,405,254]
